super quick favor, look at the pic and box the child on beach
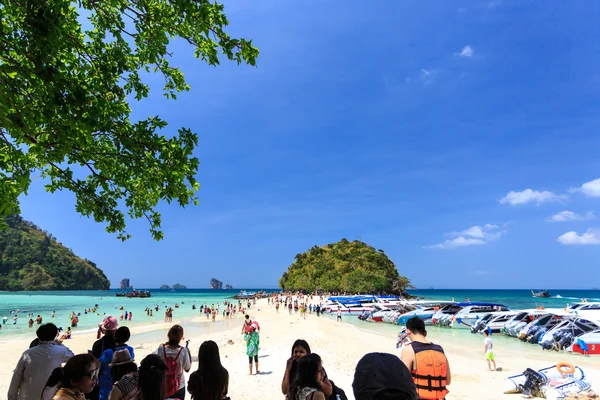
[483,331,496,371]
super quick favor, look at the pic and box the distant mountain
[160,284,170,289]
[225,284,233,289]
[172,283,187,289]
[0,215,110,290]
[210,278,223,289]
[120,278,132,289]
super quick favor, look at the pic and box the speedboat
[539,318,600,350]
[518,310,570,343]
[448,303,510,329]
[503,310,550,336]
[532,290,551,298]
[397,301,454,325]
[471,311,518,333]
[569,329,600,355]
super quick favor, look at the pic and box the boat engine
[471,319,486,333]
[519,368,547,397]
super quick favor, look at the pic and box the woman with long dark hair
[289,354,326,400]
[45,353,100,399]
[138,354,168,400]
[187,340,229,400]
[282,340,332,398]
[155,325,192,399]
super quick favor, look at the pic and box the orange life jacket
[410,341,449,400]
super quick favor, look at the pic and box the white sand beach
[2,298,598,400]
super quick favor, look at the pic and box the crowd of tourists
[8,303,450,400]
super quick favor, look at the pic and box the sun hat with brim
[352,352,418,400]
[110,349,135,367]
[99,316,118,331]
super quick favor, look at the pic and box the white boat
[470,311,519,333]
[539,317,600,351]
[568,301,600,312]
[397,301,454,325]
[322,295,404,315]
[518,310,571,343]
[569,329,600,355]
[503,309,550,336]
[441,302,510,329]
[503,364,585,395]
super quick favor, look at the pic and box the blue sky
[17,0,600,289]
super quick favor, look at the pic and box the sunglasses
[85,369,100,380]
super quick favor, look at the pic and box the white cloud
[426,224,505,250]
[420,69,431,78]
[557,229,600,245]
[458,7,466,13]
[457,45,474,57]
[548,211,595,222]
[570,178,600,198]
[499,189,566,206]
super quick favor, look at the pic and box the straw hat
[110,349,135,367]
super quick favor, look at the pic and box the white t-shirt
[156,344,192,390]
[484,337,493,352]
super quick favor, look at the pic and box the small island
[120,278,132,289]
[172,283,187,289]
[210,278,223,289]
[225,284,233,289]
[279,238,412,295]
[160,284,170,290]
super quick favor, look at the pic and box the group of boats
[322,295,600,355]
[115,290,152,298]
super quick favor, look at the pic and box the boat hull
[572,342,600,355]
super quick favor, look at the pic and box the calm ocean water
[0,288,276,340]
[1,288,598,341]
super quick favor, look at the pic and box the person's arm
[7,354,26,400]
[445,357,452,386]
[319,372,333,398]
[182,348,191,372]
[62,345,75,361]
[224,369,229,397]
[400,344,414,371]
[312,391,326,400]
[108,385,123,400]
[281,357,293,395]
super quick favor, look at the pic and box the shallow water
[0,289,272,339]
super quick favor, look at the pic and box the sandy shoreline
[2,298,598,400]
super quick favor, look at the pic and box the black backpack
[328,380,348,400]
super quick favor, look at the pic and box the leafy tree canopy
[279,239,413,294]
[0,214,110,290]
[0,0,258,240]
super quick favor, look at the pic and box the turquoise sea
[1,288,598,342]
[0,289,276,340]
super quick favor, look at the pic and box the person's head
[138,354,168,400]
[293,353,323,392]
[290,339,311,360]
[245,314,250,320]
[167,324,184,346]
[115,326,131,344]
[46,353,100,394]
[406,317,426,337]
[353,353,418,400]
[99,316,118,334]
[189,341,228,400]
[483,331,489,337]
[110,349,137,382]
[36,323,58,341]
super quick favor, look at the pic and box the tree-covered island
[279,239,412,295]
